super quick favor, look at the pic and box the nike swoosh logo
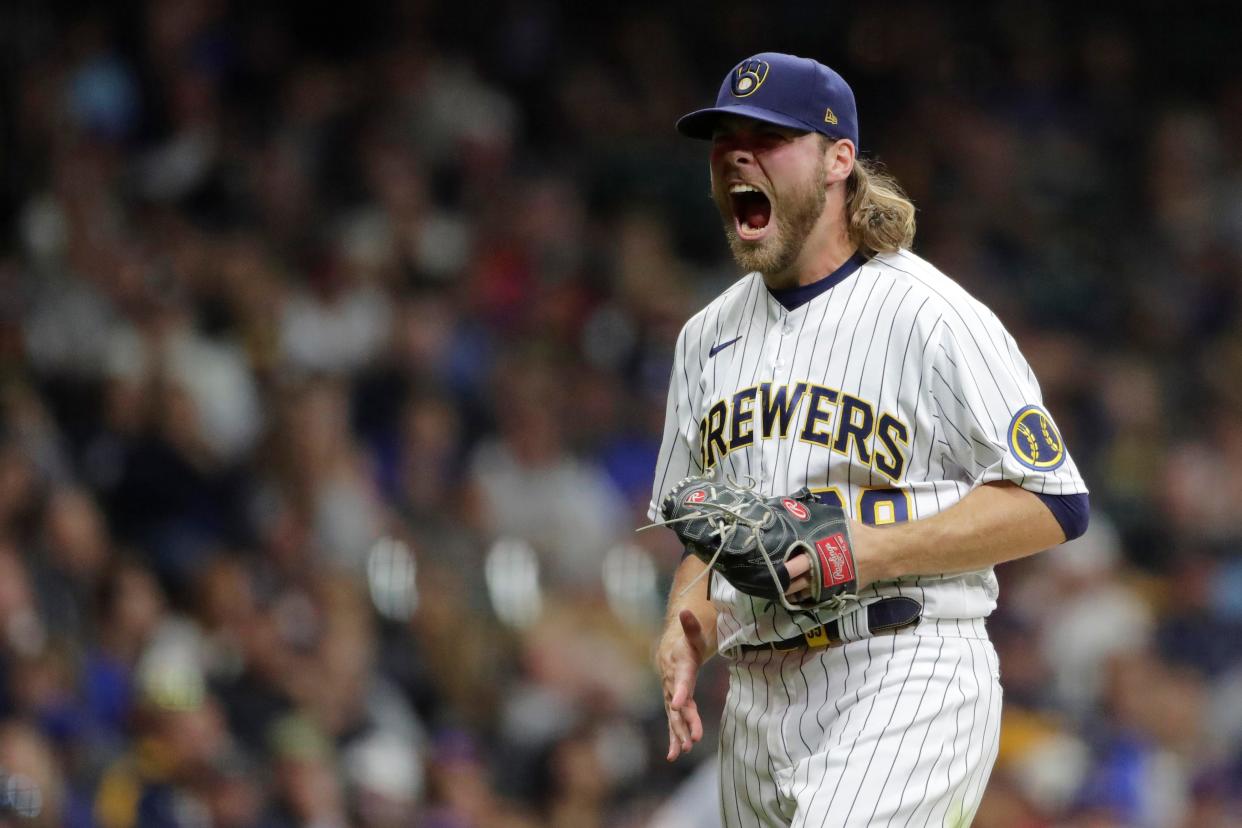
[709,336,742,357]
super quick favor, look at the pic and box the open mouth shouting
[729,183,773,241]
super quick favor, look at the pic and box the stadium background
[1,0,1240,825]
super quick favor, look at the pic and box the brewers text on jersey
[696,381,909,480]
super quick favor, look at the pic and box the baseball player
[651,52,1089,826]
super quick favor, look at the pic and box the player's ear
[823,137,855,184]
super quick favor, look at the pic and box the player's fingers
[666,719,682,761]
[784,553,813,597]
[682,699,703,743]
[666,706,692,760]
[785,553,811,579]
[786,573,812,595]
[665,612,706,761]
[668,708,699,759]
[670,670,696,710]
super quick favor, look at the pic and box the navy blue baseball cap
[677,52,859,148]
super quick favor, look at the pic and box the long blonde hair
[844,157,917,255]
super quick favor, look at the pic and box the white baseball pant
[718,618,1002,827]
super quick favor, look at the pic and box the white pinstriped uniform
[649,248,1087,826]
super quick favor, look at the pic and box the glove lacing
[641,476,802,608]
[640,475,861,616]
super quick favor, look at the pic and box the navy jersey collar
[767,251,868,311]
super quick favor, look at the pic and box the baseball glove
[653,473,859,614]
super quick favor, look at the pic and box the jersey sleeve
[929,310,1087,496]
[648,325,703,521]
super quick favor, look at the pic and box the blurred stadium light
[1,772,41,819]
[485,538,542,629]
[602,542,661,629]
[367,536,419,621]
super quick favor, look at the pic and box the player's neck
[762,208,856,291]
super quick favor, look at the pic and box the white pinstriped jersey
[650,248,1087,656]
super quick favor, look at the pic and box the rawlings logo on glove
[648,473,860,615]
[814,534,855,588]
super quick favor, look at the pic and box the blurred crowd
[0,1,1240,826]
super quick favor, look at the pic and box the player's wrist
[850,521,897,585]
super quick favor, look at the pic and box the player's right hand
[656,609,709,762]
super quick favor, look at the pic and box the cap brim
[675,105,815,139]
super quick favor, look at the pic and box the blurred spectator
[0,538,36,633]
[468,353,627,589]
[0,720,65,828]
[420,731,538,828]
[93,686,228,828]
[538,726,609,828]
[31,486,113,644]
[278,260,392,377]
[264,713,348,828]
[1025,514,1155,719]
[86,560,168,733]
[267,379,388,571]
[1071,653,1202,827]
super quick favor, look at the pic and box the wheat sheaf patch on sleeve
[1007,405,1065,471]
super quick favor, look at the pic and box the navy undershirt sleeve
[1034,492,1090,541]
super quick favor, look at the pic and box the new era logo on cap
[676,52,859,150]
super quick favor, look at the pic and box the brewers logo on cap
[1008,405,1065,470]
[732,59,770,97]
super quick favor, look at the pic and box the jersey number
[810,487,911,526]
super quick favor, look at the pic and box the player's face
[709,118,830,275]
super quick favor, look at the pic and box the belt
[737,596,923,653]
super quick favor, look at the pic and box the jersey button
[781,322,794,335]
